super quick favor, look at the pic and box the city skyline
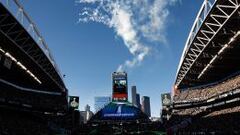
[19,0,203,117]
[94,96,111,112]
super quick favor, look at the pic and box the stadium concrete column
[141,96,151,117]
[131,86,137,106]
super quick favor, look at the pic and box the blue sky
[20,0,203,117]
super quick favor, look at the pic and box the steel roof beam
[175,0,240,87]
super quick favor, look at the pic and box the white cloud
[77,0,178,71]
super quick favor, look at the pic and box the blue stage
[90,102,149,122]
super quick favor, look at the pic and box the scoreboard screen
[112,72,128,101]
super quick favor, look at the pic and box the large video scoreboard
[112,72,128,102]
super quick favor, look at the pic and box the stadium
[165,0,240,134]
[0,0,72,134]
[0,0,240,134]
[0,1,162,134]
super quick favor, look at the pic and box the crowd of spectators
[172,107,205,116]
[0,108,51,135]
[177,111,240,134]
[74,121,165,135]
[167,105,240,134]
[0,82,71,135]
[205,106,240,117]
[174,73,240,102]
[0,106,72,135]
[166,74,240,134]
[0,81,67,112]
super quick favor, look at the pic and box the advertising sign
[69,96,79,109]
[101,103,137,119]
[161,93,171,107]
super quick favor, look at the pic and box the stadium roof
[175,0,240,89]
[0,1,66,92]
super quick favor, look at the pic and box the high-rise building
[131,86,137,106]
[94,96,111,112]
[80,104,93,123]
[136,93,141,109]
[141,96,151,117]
[85,104,90,112]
